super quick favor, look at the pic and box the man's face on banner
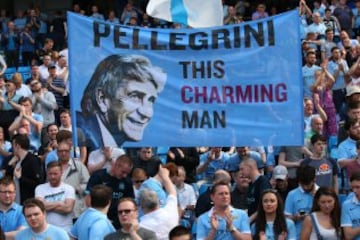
[109,79,158,141]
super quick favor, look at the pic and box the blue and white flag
[68,11,303,148]
[146,0,223,28]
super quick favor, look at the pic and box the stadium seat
[17,66,31,82]
[338,193,347,205]
[198,183,212,195]
[4,67,16,80]
[328,135,338,151]
[17,66,31,73]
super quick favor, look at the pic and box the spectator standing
[239,158,271,222]
[70,185,115,240]
[10,134,43,204]
[271,165,291,202]
[333,0,354,35]
[167,147,199,184]
[341,171,360,240]
[301,187,341,239]
[285,165,318,239]
[20,24,36,66]
[56,141,89,221]
[133,147,162,177]
[196,182,252,240]
[251,189,296,240]
[86,154,134,229]
[0,177,27,239]
[105,198,157,240]
[302,134,339,192]
[49,11,67,51]
[197,147,230,184]
[139,165,179,240]
[35,161,75,231]
[15,198,69,240]
[1,21,19,68]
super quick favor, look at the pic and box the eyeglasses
[58,149,70,153]
[117,209,135,215]
[134,179,145,184]
[0,191,15,194]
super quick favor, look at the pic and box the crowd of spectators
[0,0,360,239]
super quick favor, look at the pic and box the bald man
[239,158,271,222]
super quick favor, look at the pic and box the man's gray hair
[139,189,159,212]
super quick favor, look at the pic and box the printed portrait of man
[76,54,167,150]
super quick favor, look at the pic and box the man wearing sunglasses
[104,198,157,240]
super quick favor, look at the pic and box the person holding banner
[77,54,166,150]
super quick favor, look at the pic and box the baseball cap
[48,63,56,69]
[346,85,360,97]
[273,165,288,180]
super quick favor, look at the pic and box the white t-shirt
[139,195,179,240]
[35,182,75,231]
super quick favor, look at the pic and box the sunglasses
[117,209,135,215]
[134,179,145,184]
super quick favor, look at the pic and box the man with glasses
[104,198,157,239]
[56,141,89,222]
[70,185,115,240]
[0,177,27,239]
[86,154,134,229]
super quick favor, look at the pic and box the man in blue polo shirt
[69,185,115,239]
[0,177,27,239]
[196,182,251,240]
[226,146,265,173]
[197,148,230,184]
[341,171,360,240]
[285,165,318,240]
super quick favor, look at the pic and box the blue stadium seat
[17,66,31,82]
[198,183,212,195]
[4,67,16,80]
[17,66,31,73]
[338,193,347,206]
[328,135,338,151]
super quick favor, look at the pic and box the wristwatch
[229,225,237,233]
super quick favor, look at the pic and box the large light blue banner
[68,11,303,149]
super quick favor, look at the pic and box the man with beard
[285,165,318,240]
[29,79,57,134]
[338,118,360,192]
[76,54,166,149]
